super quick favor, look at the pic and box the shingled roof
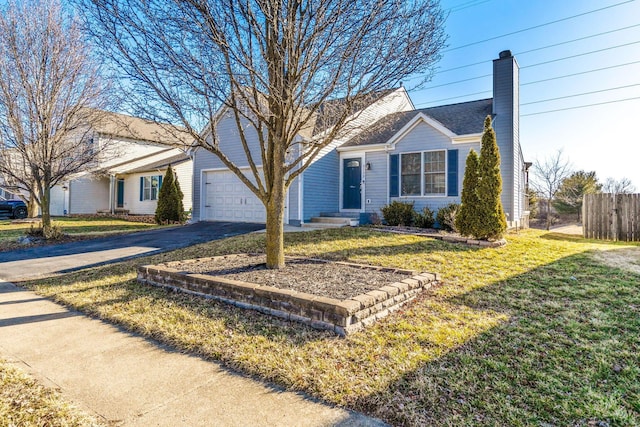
[342,98,493,148]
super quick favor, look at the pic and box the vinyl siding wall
[301,88,414,221]
[368,121,481,214]
[193,113,263,221]
[302,150,339,221]
[121,161,192,215]
[492,54,524,226]
[69,177,110,214]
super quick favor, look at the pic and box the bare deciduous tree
[531,149,572,230]
[602,177,636,195]
[0,0,110,234]
[83,0,447,268]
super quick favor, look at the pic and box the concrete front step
[303,216,360,228]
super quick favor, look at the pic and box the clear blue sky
[407,0,640,188]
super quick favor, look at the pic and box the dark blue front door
[343,158,361,210]
[117,179,125,208]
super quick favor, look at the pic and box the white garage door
[203,170,267,223]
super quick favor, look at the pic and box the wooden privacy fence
[583,193,640,241]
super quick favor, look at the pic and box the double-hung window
[400,150,446,196]
[142,175,161,201]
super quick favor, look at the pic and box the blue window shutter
[389,154,399,197]
[139,177,144,201]
[447,149,458,197]
[158,175,163,189]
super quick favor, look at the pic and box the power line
[417,73,492,90]
[516,23,640,56]
[521,40,640,69]
[448,0,492,13]
[431,23,640,76]
[522,96,640,116]
[521,84,640,106]
[413,60,640,107]
[521,60,640,86]
[414,90,492,107]
[443,0,635,52]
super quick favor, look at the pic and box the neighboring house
[192,50,528,229]
[50,112,192,217]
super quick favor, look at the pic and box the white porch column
[109,174,115,214]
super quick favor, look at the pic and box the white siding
[174,161,193,212]
[49,185,68,216]
[97,135,169,170]
[69,177,110,214]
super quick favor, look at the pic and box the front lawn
[0,217,158,250]
[21,228,640,426]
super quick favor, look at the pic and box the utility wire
[414,60,640,107]
[414,90,492,107]
[521,83,640,106]
[431,23,640,76]
[412,59,640,97]
[448,0,492,13]
[521,40,640,69]
[521,60,640,86]
[522,96,640,116]
[443,0,635,52]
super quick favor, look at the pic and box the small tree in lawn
[475,116,506,240]
[155,166,184,224]
[455,149,480,237]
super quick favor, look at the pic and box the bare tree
[602,177,636,194]
[83,0,447,268]
[0,0,110,234]
[531,149,572,230]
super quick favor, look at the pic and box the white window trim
[399,149,447,198]
[142,175,162,201]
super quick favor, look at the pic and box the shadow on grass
[20,229,640,426]
[352,249,640,426]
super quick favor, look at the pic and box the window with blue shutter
[447,149,458,197]
[389,154,399,197]
[140,175,163,201]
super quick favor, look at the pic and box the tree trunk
[27,187,39,218]
[41,184,51,235]
[265,175,286,269]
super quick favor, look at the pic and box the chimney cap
[499,50,513,59]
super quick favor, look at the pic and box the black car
[0,197,28,219]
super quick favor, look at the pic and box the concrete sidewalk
[0,282,386,426]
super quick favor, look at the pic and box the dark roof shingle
[343,98,493,147]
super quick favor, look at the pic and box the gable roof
[309,88,399,136]
[342,98,493,148]
[93,111,192,146]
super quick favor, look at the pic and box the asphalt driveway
[0,221,265,281]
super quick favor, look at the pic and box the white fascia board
[337,143,387,153]
[387,113,457,149]
[452,133,482,144]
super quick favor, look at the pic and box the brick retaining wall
[137,259,439,336]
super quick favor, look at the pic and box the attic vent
[499,50,512,59]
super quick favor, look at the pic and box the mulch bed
[166,254,412,300]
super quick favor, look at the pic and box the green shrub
[414,207,435,228]
[155,166,185,224]
[380,201,415,226]
[436,203,459,232]
[475,116,506,239]
[456,149,481,237]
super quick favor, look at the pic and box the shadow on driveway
[0,221,264,281]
